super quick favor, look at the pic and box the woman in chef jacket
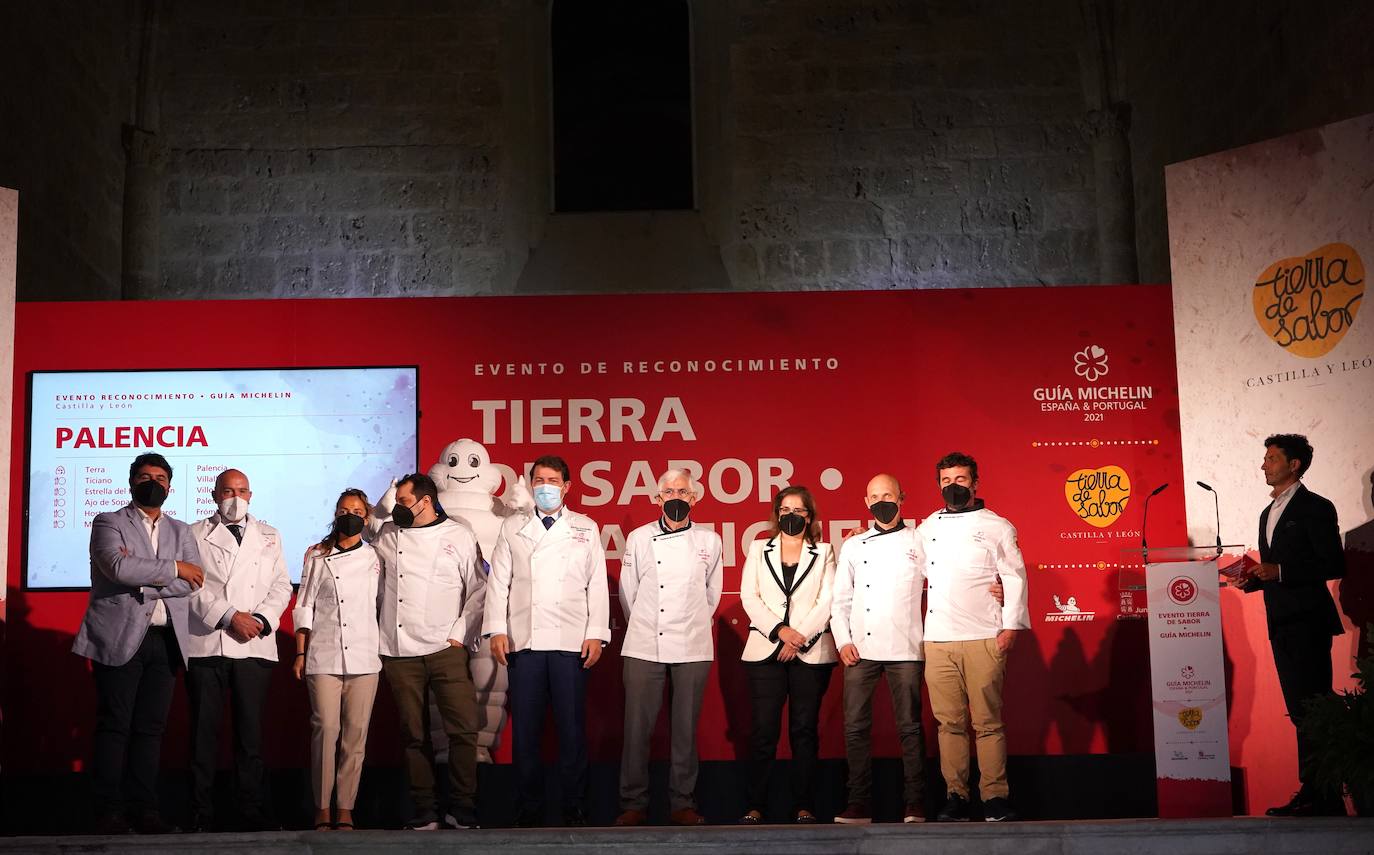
[293,488,383,831]
[737,486,838,824]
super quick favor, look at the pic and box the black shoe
[937,792,971,822]
[238,811,280,832]
[982,797,1016,822]
[515,810,543,828]
[184,814,215,834]
[1266,790,1347,817]
[1266,791,1305,817]
[129,811,180,834]
[563,808,588,827]
[93,811,133,835]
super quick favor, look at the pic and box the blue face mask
[533,484,564,513]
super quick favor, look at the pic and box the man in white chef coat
[614,469,723,827]
[186,468,292,832]
[484,455,611,827]
[918,452,1029,823]
[832,473,929,825]
[375,472,486,830]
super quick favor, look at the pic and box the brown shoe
[903,803,926,823]
[669,808,706,826]
[834,803,871,824]
[614,809,647,827]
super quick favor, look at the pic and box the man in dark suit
[72,453,205,834]
[1241,434,1346,816]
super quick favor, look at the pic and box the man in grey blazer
[72,453,205,834]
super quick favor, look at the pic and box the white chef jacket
[482,508,611,653]
[917,503,1030,642]
[374,515,485,657]
[293,542,382,676]
[832,520,926,661]
[188,512,292,661]
[619,519,723,663]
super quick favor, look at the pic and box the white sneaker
[445,813,477,830]
[406,818,442,831]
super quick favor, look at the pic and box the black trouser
[508,650,588,817]
[842,659,925,806]
[90,626,182,817]
[1270,623,1337,800]
[186,656,274,819]
[744,659,834,813]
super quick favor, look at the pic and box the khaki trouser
[924,638,1008,800]
[305,673,380,810]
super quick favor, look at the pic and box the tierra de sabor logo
[1253,242,1364,358]
[1064,465,1131,528]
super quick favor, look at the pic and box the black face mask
[131,480,168,508]
[942,483,973,508]
[663,498,691,523]
[392,499,421,528]
[868,500,899,525]
[778,513,808,537]
[334,513,365,537]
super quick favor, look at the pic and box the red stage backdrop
[4,287,1190,797]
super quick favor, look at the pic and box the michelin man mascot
[377,439,530,763]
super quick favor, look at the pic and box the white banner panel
[1167,112,1372,557]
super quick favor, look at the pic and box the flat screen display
[24,366,418,588]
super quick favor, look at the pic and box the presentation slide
[25,367,417,589]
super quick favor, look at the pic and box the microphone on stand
[1197,481,1222,554]
[1141,482,1169,555]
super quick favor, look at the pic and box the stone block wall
[156,0,508,298]
[0,2,134,300]
[1121,0,1374,283]
[724,0,1099,290]
[5,0,1374,300]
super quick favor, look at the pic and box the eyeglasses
[658,488,694,499]
[778,508,808,517]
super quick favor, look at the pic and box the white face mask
[218,496,249,522]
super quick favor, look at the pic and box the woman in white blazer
[292,489,383,831]
[738,486,838,824]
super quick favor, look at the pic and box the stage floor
[0,817,1369,855]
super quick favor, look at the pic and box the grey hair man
[614,468,723,827]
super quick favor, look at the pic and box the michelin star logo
[1073,345,1109,382]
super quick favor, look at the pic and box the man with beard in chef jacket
[484,455,611,827]
[917,452,1029,824]
[614,469,723,827]
[186,468,292,832]
[375,473,486,831]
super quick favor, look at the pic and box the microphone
[1197,481,1222,553]
[1141,482,1169,555]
